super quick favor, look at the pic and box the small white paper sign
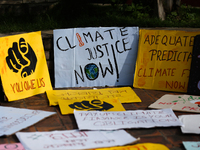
[74,108,183,130]
[148,94,200,113]
[183,141,200,150]
[54,27,139,88]
[16,130,137,150]
[0,106,56,136]
[179,115,200,134]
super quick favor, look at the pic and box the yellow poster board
[58,98,125,115]
[92,143,169,150]
[46,87,141,106]
[0,31,52,101]
[134,29,200,92]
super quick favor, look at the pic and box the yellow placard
[46,87,141,106]
[58,98,125,115]
[92,143,169,150]
[0,31,52,101]
[134,29,200,92]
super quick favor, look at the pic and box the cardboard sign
[46,87,141,106]
[0,106,55,136]
[0,143,25,150]
[148,94,200,113]
[187,34,200,95]
[16,130,137,150]
[54,27,139,88]
[133,29,200,93]
[179,115,200,134]
[74,108,183,130]
[183,141,200,150]
[0,31,52,101]
[58,98,125,115]
[92,143,169,150]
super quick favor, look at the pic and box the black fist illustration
[6,38,37,78]
[69,99,114,111]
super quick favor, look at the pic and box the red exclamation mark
[76,33,84,47]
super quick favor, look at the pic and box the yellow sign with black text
[59,98,125,115]
[46,87,141,106]
[134,29,200,92]
[0,31,52,101]
[92,143,169,150]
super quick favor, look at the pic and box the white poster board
[148,94,200,113]
[54,27,139,88]
[179,115,200,134]
[16,130,137,150]
[74,108,183,130]
[0,106,55,136]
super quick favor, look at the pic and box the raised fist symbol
[69,99,114,111]
[6,38,37,78]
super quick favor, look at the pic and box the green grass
[0,2,200,33]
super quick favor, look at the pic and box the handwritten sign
[74,108,183,130]
[92,143,169,150]
[16,130,137,150]
[58,98,125,115]
[148,94,200,113]
[0,31,52,101]
[54,27,139,88]
[0,143,25,150]
[46,87,141,106]
[133,29,200,92]
[179,115,200,134]
[183,141,200,150]
[0,106,55,136]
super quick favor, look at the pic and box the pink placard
[0,143,25,150]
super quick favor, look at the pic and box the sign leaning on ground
[16,130,137,150]
[93,143,170,150]
[148,94,200,113]
[0,106,55,136]
[133,29,200,92]
[0,31,52,101]
[53,27,139,88]
[74,108,183,130]
[46,87,141,106]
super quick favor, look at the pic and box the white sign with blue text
[53,27,139,87]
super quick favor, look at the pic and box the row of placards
[0,104,198,149]
[0,142,199,150]
[0,27,200,101]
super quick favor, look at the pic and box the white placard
[53,27,139,88]
[0,106,55,136]
[183,141,200,150]
[148,94,200,113]
[16,130,137,150]
[74,108,183,130]
[179,115,200,134]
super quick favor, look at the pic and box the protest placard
[133,29,200,92]
[0,106,55,136]
[58,98,125,115]
[148,94,200,113]
[179,115,200,134]
[74,108,183,130]
[16,130,137,150]
[92,143,169,150]
[0,31,52,101]
[183,141,200,150]
[0,143,25,150]
[54,27,139,88]
[46,87,141,106]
